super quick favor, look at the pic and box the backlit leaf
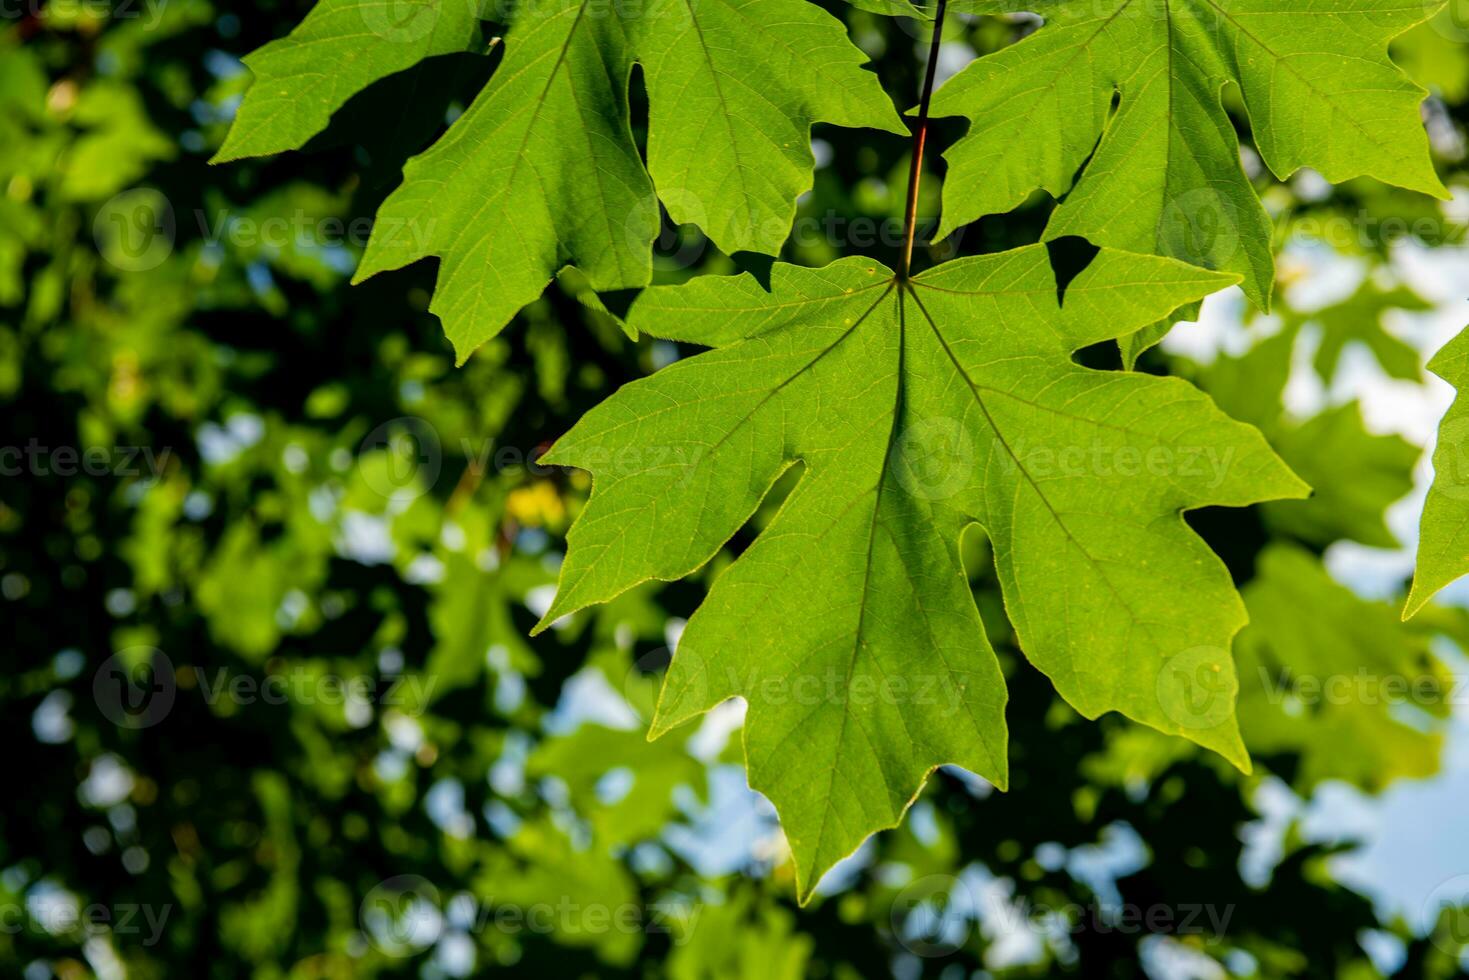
[534,243,1307,897]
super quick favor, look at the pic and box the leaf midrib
[907,283,1164,707]
[807,284,909,877]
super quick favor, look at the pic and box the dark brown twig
[899,0,949,281]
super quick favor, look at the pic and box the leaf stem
[899,0,948,282]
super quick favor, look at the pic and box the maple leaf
[532,243,1307,898]
[1118,303,1197,369]
[1288,278,1430,385]
[1237,544,1450,791]
[211,0,487,163]
[1408,328,1469,617]
[929,0,1448,308]
[1198,324,1417,549]
[424,548,551,696]
[482,819,644,964]
[335,0,903,360]
[528,724,705,843]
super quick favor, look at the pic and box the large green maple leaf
[929,0,1447,308]
[323,0,905,359]
[532,243,1307,897]
[1408,328,1469,617]
[211,0,487,163]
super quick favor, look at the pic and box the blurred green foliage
[4,2,1469,978]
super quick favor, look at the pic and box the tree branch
[899,0,949,281]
